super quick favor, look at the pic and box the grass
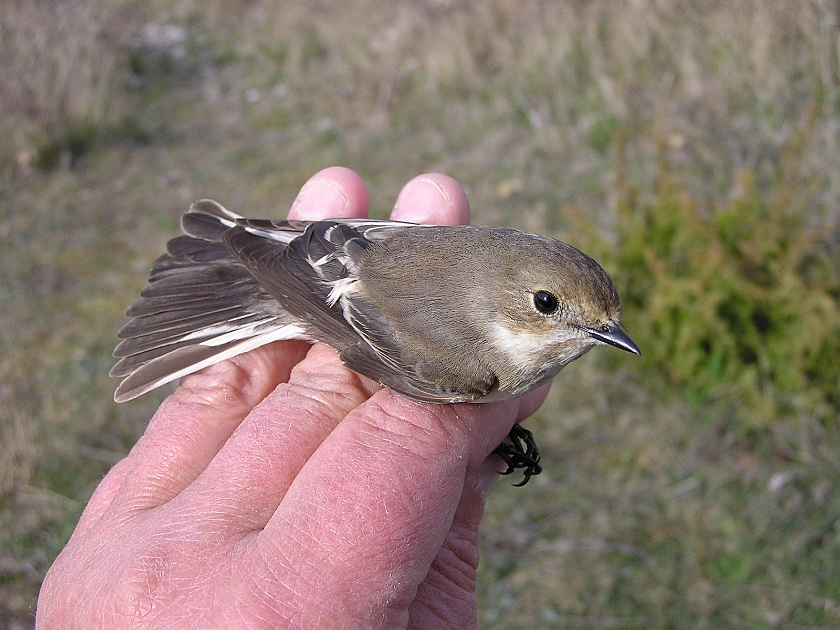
[2,0,840,627]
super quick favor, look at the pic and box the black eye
[533,290,559,315]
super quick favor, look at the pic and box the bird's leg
[492,424,542,487]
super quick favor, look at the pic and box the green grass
[2,1,840,627]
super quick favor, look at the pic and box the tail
[111,200,305,403]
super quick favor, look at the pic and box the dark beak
[583,322,641,355]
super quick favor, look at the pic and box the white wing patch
[326,276,358,307]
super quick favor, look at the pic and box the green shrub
[595,118,840,425]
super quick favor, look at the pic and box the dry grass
[0,0,133,173]
[2,0,840,628]
[154,0,840,215]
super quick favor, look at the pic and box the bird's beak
[582,322,641,355]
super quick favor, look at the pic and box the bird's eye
[533,290,559,315]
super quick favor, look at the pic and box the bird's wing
[114,200,472,403]
[339,294,491,403]
[224,219,486,403]
[222,220,370,348]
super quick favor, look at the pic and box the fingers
[108,340,313,513]
[243,385,549,624]
[409,467,486,628]
[289,166,369,220]
[61,169,526,627]
[249,391,528,625]
[170,343,379,529]
[105,168,372,515]
[391,173,471,225]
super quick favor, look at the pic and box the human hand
[36,167,550,629]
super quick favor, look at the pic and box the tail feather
[111,315,290,378]
[111,199,304,402]
[113,324,304,403]
[139,270,247,297]
[166,235,237,262]
[115,311,273,357]
[117,303,246,338]
[125,292,229,317]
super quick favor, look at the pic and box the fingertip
[391,173,471,225]
[474,458,503,497]
[288,166,370,220]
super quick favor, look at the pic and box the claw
[492,424,542,486]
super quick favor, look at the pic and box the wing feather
[115,202,461,403]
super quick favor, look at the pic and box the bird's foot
[492,424,542,487]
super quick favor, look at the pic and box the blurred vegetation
[2,0,840,628]
[580,108,840,428]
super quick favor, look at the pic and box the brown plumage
[112,199,640,484]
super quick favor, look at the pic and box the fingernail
[291,178,350,220]
[474,460,501,497]
[391,178,450,224]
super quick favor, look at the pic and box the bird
[112,199,640,484]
